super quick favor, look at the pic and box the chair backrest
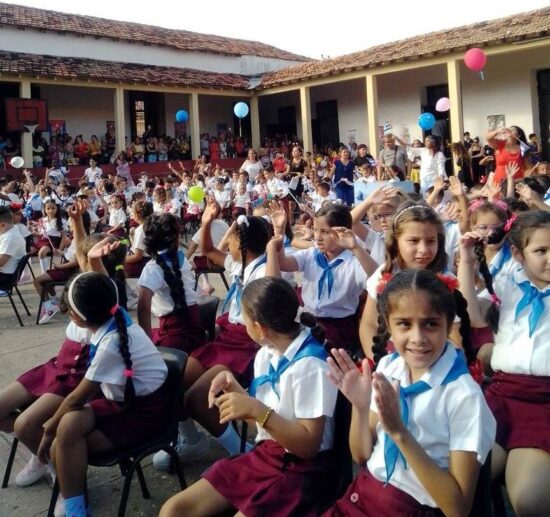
[197,295,220,342]
[8,253,32,289]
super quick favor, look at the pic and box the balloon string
[479,71,485,81]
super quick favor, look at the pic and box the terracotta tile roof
[260,7,550,88]
[0,2,309,62]
[0,50,251,90]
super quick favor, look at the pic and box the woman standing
[239,148,263,184]
[284,146,309,221]
[451,142,473,189]
[487,126,531,183]
[329,147,354,206]
[419,135,446,194]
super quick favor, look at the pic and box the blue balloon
[418,112,436,130]
[175,110,189,123]
[233,102,249,119]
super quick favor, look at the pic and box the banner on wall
[48,120,66,135]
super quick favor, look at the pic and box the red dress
[493,140,524,182]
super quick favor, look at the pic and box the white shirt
[363,229,385,266]
[292,248,367,318]
[419,148,446,193]
[40,217,68,238]
[131,224,149,256]
[85,319,167,401]
[266,177,289,197]
[28,194,44,212]
[63,239,77,262]
[66,320,93,344]
[367,344,496,507]
[444,221,460,273]
[480,268,550,376]
[234,193,251,209]
[225,254,267,324]
[16,223,31,239]
[0,225,26,274]
[137,253,198,317]
[310,191,336,212]
[213,189,231,209]
[84,166,103,183]
[192,219,229,248]
[109,208,127,227]
[241,160,263,183]
[254,329,337,451]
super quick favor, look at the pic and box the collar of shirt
[266,329,311,370]
[512,267,550,294]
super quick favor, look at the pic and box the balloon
[418,113,436,130]
[10,156,24,168]
[188,185,205,204]
[464,48,487,72]
[233,102,249,119]
[435,97,450,112]
[175,110,189,123]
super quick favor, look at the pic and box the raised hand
[266,200,287,234]
[267,234,283,254]
[201,202,219,225]
[332,226,357,250]
[327,348,372,410]
[516,182,536,204]
[372,373,405,436]
[505,161,519,179]
[448,176,464,197]
[87,237,120,260]
[432,175,445,193]
[365,185,399,206]
[67,199,88,220]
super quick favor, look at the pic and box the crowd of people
[0,123,549,517]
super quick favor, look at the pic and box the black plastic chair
[1,253,32,326]
[47,347,188,517]
[1,408,23,489]
[197,295,220,342]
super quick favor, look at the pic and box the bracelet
[258,407,274,429]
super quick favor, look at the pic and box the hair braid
[155,250,187,314]
[474,242,500,332]
[371,302,390,368]
[113,307,135,405]
[299,310,329,350]
[237,221,249,281]
[453,289,476,365]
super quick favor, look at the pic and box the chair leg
[14,286,31,316]
[27,262,36,281]
[194,272,200,291]
[47,477,60,517]
[36,291,46,325]
[2,437,19,488]
[220,272,230,291]
[135,462,150,500]
[118,461,137,517]
[240,421,248,454]
[7,293,24,327]
[164,447,187,489]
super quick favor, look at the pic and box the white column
[114,87,126,155]
[447,60,464,145]
[189,92,201,159]
[299,87,312,153]
[250,96,261,150]
[19,80,33,168]
[365,73,379,156]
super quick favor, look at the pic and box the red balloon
[464,48,487,72]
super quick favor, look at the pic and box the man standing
[377,134,409,181]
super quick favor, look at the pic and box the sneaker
[153,432,210,470]
[54,494,65,517]
[39,301,60,325]
[0,290,7,297]
[15,455,47,487]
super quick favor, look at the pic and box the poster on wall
[48,120,66,135]
[347,129,357,145]
[487,115,505,131]
[175,122,187,138]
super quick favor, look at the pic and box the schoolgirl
[105,194,127,237]
[458,211,550,515]
[268,202,377,354]
[124,200,153,278]
[36,272,169,517]
[326,269,495,516]
[160,277,338,517]
[136,213,204,351]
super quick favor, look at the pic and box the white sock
[216,424,243,455]
[178,420,200,444]
[39,257,49,274]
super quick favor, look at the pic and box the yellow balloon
[188,186,205,203]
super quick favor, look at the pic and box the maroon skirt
[124,256,149,278]
[35,235,61,251]
[46,266,78,282]
[484,371,550,453]
[17,339,90,397]
[151,305,205,353]
[325,469,444,517]
[471,326,493,350]
[317,315,360,353]
[89,380,171,450]
[191,312,258,376]
[204,440,330,517]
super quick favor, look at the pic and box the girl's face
[228,231,241,261]
[242,307,263,345]
[472,211,504,248]
[313,216,340,254]
[111,198,122,210]
[387,290,449,381]
[371,203,395,233]
[154,189,165,202]
[45,202,58,218]
[513,226,550,289]
[397,222,438,269]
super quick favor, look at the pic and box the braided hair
[99,235,129,310]
[372,269,475,367]
[236,216,271,282]
[143,213,188,314]
[68,272,135,405]
[242,277,326,345]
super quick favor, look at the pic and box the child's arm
[359,295,378,359]
[87,237,121,276]
[332,227,377,276]
[199,204,227,266]
[374,373,480,517]
[448,176,469,234]
[265,235,283,277]
[137,286,153,339]
[52,258,78,270]
[67,200,88,267]
[426,176,445,208]
[37,378,100,463]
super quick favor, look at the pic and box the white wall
[0,27,301,76]
[39,84,115,140]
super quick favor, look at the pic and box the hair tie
[236,215,249,227]
[294,306,304,324]
[490,293,501,307]
[119,239,130,245]
[436,273,459,292]
[376,272,393,295]
[110,304,120,316]
[123,368,133,378]
[503,214,517,232]
[115,264,124,271]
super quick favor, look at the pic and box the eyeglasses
[372,212,393,221]
[473,224,502,232]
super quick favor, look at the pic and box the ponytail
[453,289,476,365]
[299,310,327,349]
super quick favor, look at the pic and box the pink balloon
[435,97,450,112]
[464,48,487,72]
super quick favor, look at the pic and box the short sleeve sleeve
[85,344,124,385]
[137,263,165,292]
[291,360,337,419]
[291,248,311,271]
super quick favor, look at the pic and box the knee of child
[13,412,32,442]
[38,247,48,258]
[56,412,83,443]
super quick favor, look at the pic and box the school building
[0,2,549,171]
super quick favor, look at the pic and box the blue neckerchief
[514,281,550,337]
[383,345,469,483]
[248,333,328,398]
[87,309,133,367]
[283,236,292,248]
[221,255,267,315]
[314,249,344,300]
[544,190,550,201]
[489,242,511,277]
[159,249,185,268]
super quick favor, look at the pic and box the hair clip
[490,293,501,306]
[123,368,133,378]
[119,239,130,245]
[236,215,249,227]
[294,306,304,324]
[110,304,120,315]
[392,204,428,228]
[115,264,124,271]
[436,274,459,292]
[504,214,517,232]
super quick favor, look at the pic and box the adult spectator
[354,144,375,168]
[88,135,102,163]
[240,148,263,184]
[419,135,446,194]
[487,126,531,182]
[377,134,409,181]
[329,147,355,205]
